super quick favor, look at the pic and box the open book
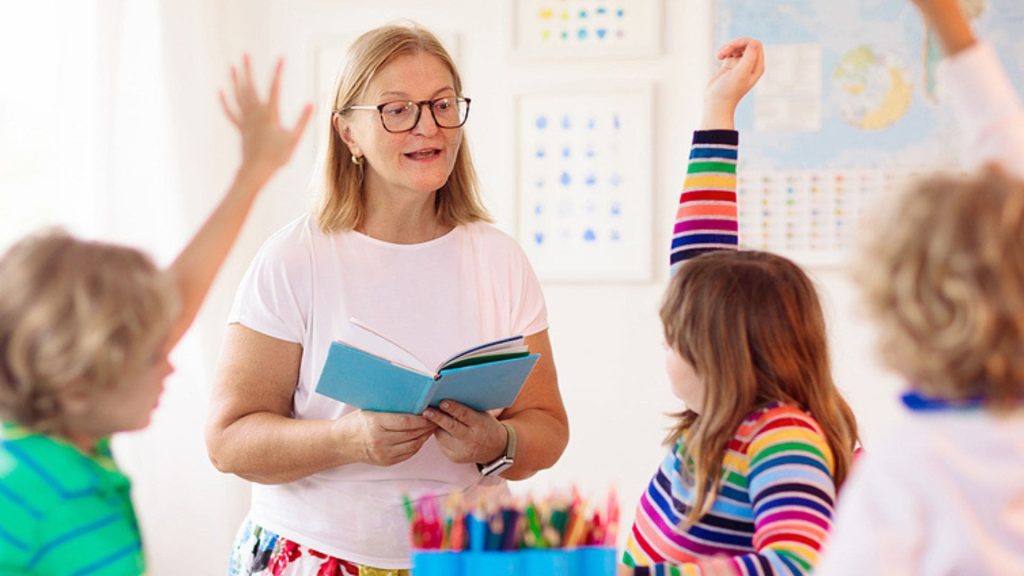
[314,320,540,414]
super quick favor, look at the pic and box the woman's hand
[701,37,765,130]
[422,401,508,465]
[220,55,314,186]
[333,410,437,467]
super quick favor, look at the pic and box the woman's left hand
[422,400,508,465]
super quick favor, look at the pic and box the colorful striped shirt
[670,130,739,275]
[622,404,837,576]
[0,421,145,575]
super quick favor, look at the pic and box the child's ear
[334,114,362,158]
[59,379,95,416]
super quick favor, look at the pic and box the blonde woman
[206,24,568,575]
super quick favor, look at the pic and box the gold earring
[351,154,364,166]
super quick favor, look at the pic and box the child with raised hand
[621,38,860,576]
[917,0,1024,176]
[0,57,312,575]
[812,3,1024,574]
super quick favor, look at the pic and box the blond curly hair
[0,229,177,434]
[856,166,1024,409]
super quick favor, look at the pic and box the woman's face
[664,342,703,413]
[339,52,463,200]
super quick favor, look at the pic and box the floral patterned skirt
[228,517,410,576]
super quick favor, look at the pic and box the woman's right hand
[334,410,438,466]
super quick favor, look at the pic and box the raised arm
[912,0,1024,177]
[164,56,313,347]
[671,38,763,275]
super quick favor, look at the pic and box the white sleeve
[815,451,924,575]
[227,230,311,344]
[509,244,548,337]
[939,42,1024,179]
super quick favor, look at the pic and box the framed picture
[511,0,662,59]
[516,86,653,282]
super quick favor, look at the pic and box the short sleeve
[227,225,312,344]
[508,242,548,337]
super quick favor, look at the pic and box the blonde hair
[319,23,491,233]
[660,251,859,526]
[0,229,177,434]
[857,166,1024,409]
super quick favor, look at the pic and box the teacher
[206,23,569,576]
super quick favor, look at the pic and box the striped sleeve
[622,409,837,576]
[736,411,837,575]
[670,130,739,275]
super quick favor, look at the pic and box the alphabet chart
[736,169,920,266]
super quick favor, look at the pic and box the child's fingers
[734,39,762,76]
[716,37,756,60]
[268,57,285,113]
[219,90,241,127]
[230,66,245,111]
[752,43,766,80]
[240,53,258,108]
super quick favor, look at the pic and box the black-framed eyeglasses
[339,97,471,133]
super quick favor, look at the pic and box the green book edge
[441,351,530,371]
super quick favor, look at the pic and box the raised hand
[220,55,314,185]
[702,38,765,130]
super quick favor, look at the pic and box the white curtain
[2,0,259,572]
[99,0,257,573]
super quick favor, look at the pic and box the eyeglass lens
[380,98,468,132]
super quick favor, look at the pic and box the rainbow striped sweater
[670,130,739,274]
[621,132,838,575]
[622,404,837,576]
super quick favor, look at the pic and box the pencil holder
[520,549,571,575]
[410,550,461,576]
[572,546,617,576]
[460,551,519,576]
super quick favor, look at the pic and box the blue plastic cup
[520,549,571,575]
[461,551,519,576]
[411,550,461,576]
[572,546,617,576]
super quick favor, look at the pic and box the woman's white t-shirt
[228,214,548,567]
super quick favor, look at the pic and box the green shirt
[0,422,145,575]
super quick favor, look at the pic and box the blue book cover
[314,338,540,414]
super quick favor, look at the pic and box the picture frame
[510,0,662,59]
[516,85,654,282]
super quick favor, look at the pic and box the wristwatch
[478,422,516,477]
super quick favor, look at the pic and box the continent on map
[832,45,913,131]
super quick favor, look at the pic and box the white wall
[92,1,908,573]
